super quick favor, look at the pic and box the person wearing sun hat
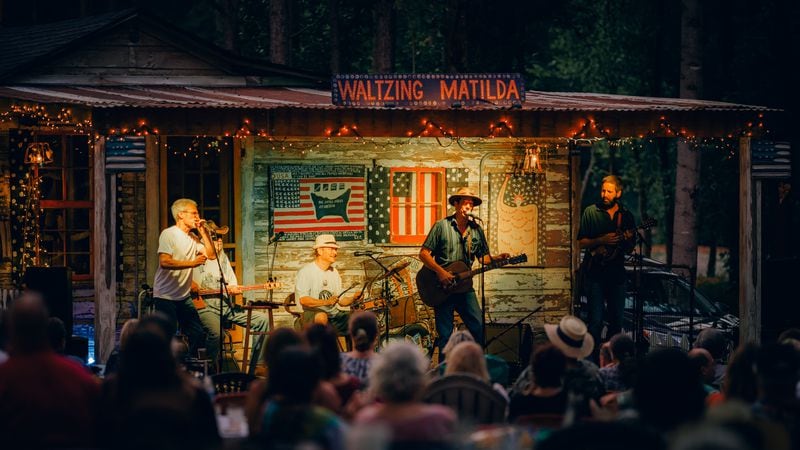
[418,187,509,360]
[510,315,605,417]
[295,234,361,336]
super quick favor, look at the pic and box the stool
[241,301,278,373]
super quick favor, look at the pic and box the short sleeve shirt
[577,203,635,280]
[422,215,489,267]
[295,262,343,316]
[153,226,205,300]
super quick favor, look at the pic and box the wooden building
[0,10,781,363]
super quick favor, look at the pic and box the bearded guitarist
[419,187,509,360]
[577,175,636,351]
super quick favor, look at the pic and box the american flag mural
[270,164,366,241]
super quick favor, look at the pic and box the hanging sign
[332,73,525,107]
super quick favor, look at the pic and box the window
[164,136,236,260]
[38,135,93,277]
[389,168,445,244]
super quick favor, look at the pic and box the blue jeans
[586,278,626,345]
[197,297,270,365]
[153,297,206,357]
[434,289,484,357]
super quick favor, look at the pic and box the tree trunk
[707,240,717,277]
[329,0,340,74]
[217,0,239,52]
[672,0,703,278]
[444,0,468,71]
[270,0,291,65]
[371,0,395,73]
[659,139,674,266]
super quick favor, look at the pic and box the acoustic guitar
[583,217,656,270]
[416,254,528,307]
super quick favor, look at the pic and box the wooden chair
[422,373,508,425]
[514,413,565,430]
[283,293,304,331]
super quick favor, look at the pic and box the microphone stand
[206,232,233,374]
[632,228,646,356]
[248,233,282,375]
[469,215,488,349]
[366,254,402,345]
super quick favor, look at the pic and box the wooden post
[145,136,160,284]
[569,141,582,313]
[241,136,255,286]
[93,137,116,363]
[739,137,761,344]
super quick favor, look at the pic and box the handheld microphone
[267,231,285,245]
[354,250,383,257]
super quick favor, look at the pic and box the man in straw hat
[419,187,508,360]
[191,220,269,369]
[152,198,216,358]
[295,234,362,336]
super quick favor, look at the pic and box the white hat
[544,315,595,360]
[313,234,340,249]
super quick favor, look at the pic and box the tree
[672,0,703,278]
[371,0,394,73]
[270,0,291,65]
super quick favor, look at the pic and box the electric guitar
[416,254,528,307]
[583,217,656,269]
[191,281,283,309]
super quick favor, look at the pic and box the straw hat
[544,315,595,359]
[448,187,483,207]
[313,234,340,249]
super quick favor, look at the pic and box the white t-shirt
[193,250,238,291]
[295,261,342,316]
[153,226,205,301]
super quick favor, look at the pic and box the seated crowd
[2,290,800,450]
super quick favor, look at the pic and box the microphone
[267,231,285,245]
[466,213,483,222]
[354,250,383,256]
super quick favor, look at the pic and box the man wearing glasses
[152,198,216,358]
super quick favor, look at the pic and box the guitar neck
[198,282,281,296]
[460,258,518,278]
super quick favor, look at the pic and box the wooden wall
[244,137,574,330]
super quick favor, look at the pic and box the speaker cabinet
[486,322,533,370]
[23,267,73,337]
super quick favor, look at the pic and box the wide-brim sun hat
[448,187,483,207]
[313,234,340,249]
[544,315,595,360]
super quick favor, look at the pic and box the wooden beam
[92,137,116,363]
[739,137,761,344]
[241,136,256,286]
[145,136,161,284]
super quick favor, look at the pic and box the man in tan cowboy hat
[191,220,269,370]
[295,234,361,335]
[419,187,509,359]
[152,198,216,358]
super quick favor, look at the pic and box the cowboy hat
[544,315,595,359]
[313,234,340,249]
[448,187,483,207]
[204,220,229,236]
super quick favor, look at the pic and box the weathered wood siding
[246,137,573,330]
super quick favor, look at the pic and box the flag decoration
[489,173,546,265]
[270,164,365,241]
[105,136,145,172]
[367,166,390,243]
[390,169,444,241]
[751,140,791,179]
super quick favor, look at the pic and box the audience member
[0,309,9,365]
[441,329,510,386]
[306,323,362,411]
[708,343,761,407]
[634,347,706,434]
[354,341,456,444]
[694,328,730,389]
[445,340,509,401]
[0,291,100,447]
[598,332,637,393]
[97,326,220,450]
[752,343,800,446]
[245,327,305,434]
[689,347,720,397]
[340,311,379,387]
[509,343,568,422]
[104,318,140,377]
[47,316,90,369]
[598,341,613,368]
[257,345,345,450]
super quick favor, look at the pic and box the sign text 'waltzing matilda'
[332,74,525,107]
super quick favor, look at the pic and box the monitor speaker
[485,321,533,368]
[23,267,73,337]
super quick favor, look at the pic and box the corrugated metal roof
[0,85,777,112]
